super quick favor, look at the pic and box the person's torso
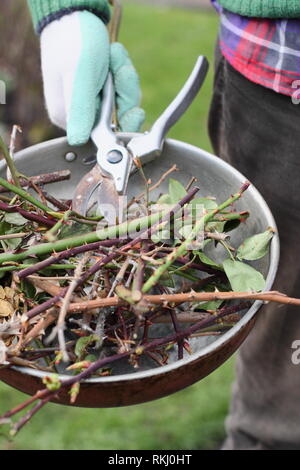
[212,1,300,97]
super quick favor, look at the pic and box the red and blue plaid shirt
[212,1,300,98]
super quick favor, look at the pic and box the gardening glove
[27,1,145,146]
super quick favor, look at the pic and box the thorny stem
[0,171,71,194]
[169,309,184,360]
[0,134,21,189]
[142,182,250,293]
[0,302,250,432]
[0,201,56,228]
[126,164,178,209]
[0,177,61,218]
[0,207,176,265]
[45,210,72,242]
[67,289,300,312]
[50,253,91,361]
[17,239,123,280]
[10,397,51,436]
[22,187,200,322]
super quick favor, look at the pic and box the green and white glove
[27,1,145,146]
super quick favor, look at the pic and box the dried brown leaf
[0,300,14,317]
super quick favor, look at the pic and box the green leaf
[237,229,274,261]
[223,259,266,292]
[156,193,172,205]
[200,299,224,312]
[190,197,218,213]
[159,271,175,288]
[34,291,51,303]
[59,221,91,239]
[4,212,28,226]
[75,335,100,360]
[178,224,193,240]
[196,251,223,270]
[205,221,225,233]
[168,179,187,204]
[21,280,36,299]
[85,354,97,363]
[4,237,22,250]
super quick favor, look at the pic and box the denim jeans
[208,48,300,450]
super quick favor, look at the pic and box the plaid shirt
[212,1,300,97]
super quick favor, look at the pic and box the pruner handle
[128,56,209,164]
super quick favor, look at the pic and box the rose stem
[41,191,70,211]
[1,301,250,430]
[11,397,52,435]
[15,188,198,279]
[17,239,123,280]
[0,201,56,227]
[0,135,21,189]
[0,170,71,194]
[170,309,184,360]
[0,176,62,218]
[68,289,300,312]
[0,205,177,265]
[142,182,250,293]
[22,187,200,322]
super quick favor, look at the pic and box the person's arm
[27,1,145,146]
[27,0,111,34]
[217,0,300,18]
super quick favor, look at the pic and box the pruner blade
[72,165,103,216]
[97,175,126,225]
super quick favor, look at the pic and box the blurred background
[0,0,65,146]
[0,0,236,450]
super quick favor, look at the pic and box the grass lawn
[0,2,236,450]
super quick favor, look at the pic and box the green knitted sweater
[27,0,111,33]
[218,0,300,18]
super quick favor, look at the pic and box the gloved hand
[40,10,145,146]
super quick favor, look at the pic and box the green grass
[121,2,218,151]
[0,2,236,451]
[0,359,234,450]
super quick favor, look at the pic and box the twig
[170,309,184,360]
[17,239,122,280]
[23,186,200,323]
[0,171,71,194]
[133,157,150,211]
[50,253,91,361]
[67,289,300,312]
[0,302,250,431]
[0,177,60,217]
[11,397,51,436]
[142,182,250,293]
[185,176,197,192]
[9,126,22,166]
[23,308,58,346]
[41,192,70,211]
[0,133,21,189]
[0,201,56,228]
[127,164,178,209]
[0,233,29,241]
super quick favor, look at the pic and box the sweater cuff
[27,0,111,34]
[218,0,300,18]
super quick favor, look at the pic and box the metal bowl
[0,135,280,407]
